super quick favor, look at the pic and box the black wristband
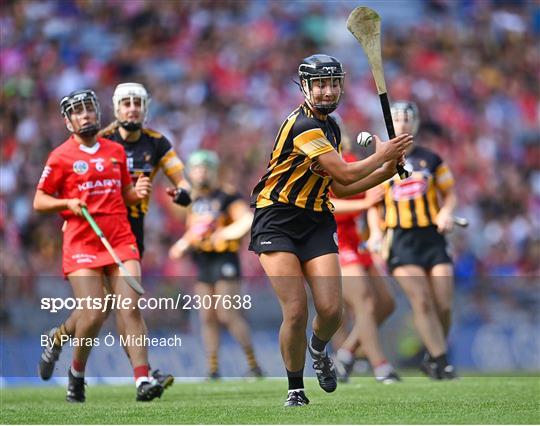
[173,188,192,206]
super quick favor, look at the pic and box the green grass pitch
[1,376,539,424]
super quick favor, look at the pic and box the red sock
[134,365,149,385]
[71,359,85,378]
[374,359,388,368]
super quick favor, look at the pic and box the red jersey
[332,152,373,268]
[38,136,131,218]
[333,152,363,246]
[37,136,139,275]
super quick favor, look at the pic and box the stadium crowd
[1,0,538,328]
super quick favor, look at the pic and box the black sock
[286,368,304,391]
[310,333,328,353]
[432,353,448,368]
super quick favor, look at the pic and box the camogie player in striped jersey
[368,101,458,380]
[249,54,412,406]
[169,150,262,380]
[102,82,192,257]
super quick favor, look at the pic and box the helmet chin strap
[77,124,100,137]
[314,103,338,115]
[119,121,142,131]
[306,94,338,116]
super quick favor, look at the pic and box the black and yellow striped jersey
[251,104,341,212]
[381,145,454,229]
[100,125,184,219]
[189,189,243,253]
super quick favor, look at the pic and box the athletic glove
[172,188,192,206]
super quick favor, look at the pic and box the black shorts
[191,251,241,285]
[249,203,338,263]
[128,215,145,257]
[387,226,452,272]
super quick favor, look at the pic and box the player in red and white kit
[331,145,400,384]
[38,83,185,392]
[33,89,162,402]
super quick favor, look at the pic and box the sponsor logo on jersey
[77,179,121,192]
[310,160,330,178]
[392,178,427,201]
[73,160,89,175]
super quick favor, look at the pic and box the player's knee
[216,309,235,325]
[116,305,143,324]
[200,309,218,326]
[438,304,452,320]
[284,309,308,331]
[80,310,107,330]
[362,293,377,315]
[318,304,342,327]
[380,296,396,319]
[413,294,434,315]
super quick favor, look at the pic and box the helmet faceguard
[60,89,101,137]
[390,101,420,135]
[112,83,150,131]
[298,54,345,115]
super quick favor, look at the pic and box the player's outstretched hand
[66,198,86,216]
[166,187,192,206]
[375,134,413,162]
[169,238,189,259]
[135,175,152,199]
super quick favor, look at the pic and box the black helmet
[390,101,420,135]
[60,89,101,137]
[298,54,345,115]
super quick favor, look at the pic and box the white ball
[356,131,373,147]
